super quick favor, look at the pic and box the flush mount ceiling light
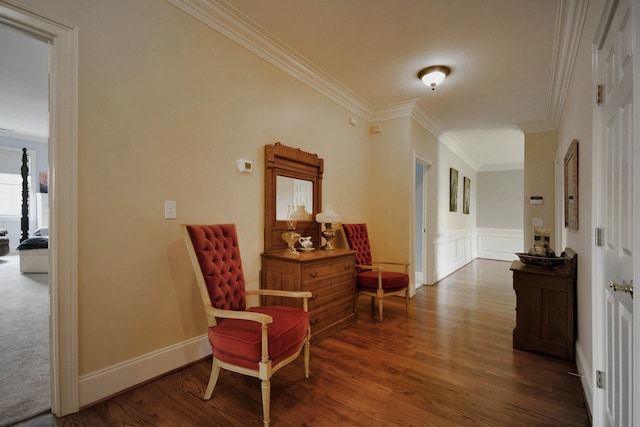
[418,65,451,90]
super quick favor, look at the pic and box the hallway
[31,258,589,427]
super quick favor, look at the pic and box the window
[0,173,30,217]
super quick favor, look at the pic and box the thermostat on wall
[530,196,543,205]
[237,159,252,173]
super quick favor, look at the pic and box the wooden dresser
[510,248,577,360]
[261,249,356,344]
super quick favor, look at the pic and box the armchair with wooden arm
[342,223,410,322]
[182,224,311,427]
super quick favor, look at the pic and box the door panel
[596,0,635,425]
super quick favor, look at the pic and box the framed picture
[39,172,48,193]
[463,177,470,214]
[449,168,458,212]
[564,139,579,229]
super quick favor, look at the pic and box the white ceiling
[217,0,585,171]
[0,1,587,170]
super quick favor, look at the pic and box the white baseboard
[79,335,210,407]
[575,340,593,421]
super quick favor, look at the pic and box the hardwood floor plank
[32,259,588,427]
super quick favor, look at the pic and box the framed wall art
[564,139,579,230]
[449,168,458,212]
[463,176,470,214]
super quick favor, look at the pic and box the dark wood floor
[17,259,590,426]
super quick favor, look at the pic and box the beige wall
[367,117,412,263]
[523,130,557,251]
[13,0,481,406]
[16,0,376,375]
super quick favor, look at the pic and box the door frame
[591,0,640,423]
[412,150,433,293]
[0,1,79,416]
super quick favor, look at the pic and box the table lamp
[315,203,341,250]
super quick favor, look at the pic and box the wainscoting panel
[476,227,523,261]
[433,229,474,281]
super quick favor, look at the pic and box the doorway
[0,22,50,425]
[413,152,432,291]
[0,1,80,417]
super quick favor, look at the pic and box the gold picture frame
[463,177,470,214]
[564,139,579,230]
[449,168,458,212]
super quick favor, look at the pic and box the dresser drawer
[309,294,355,342]
[261,249,356,343]
[302,256,354,285]
[308,277,354,308]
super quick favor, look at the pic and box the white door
[413,152,432,291]
[594,0,636,425]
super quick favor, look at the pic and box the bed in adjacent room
[17,228,48,273]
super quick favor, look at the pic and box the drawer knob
[310,272,319,278]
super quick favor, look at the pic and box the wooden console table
[261,249,356,344]
[510,248,577,360]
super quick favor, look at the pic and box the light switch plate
[164,200,176,219]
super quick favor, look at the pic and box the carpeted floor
[0,254,50,427]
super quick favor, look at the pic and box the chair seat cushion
[209,306,309,370]
[356,271,409,292]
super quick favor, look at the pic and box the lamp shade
[316,203,341,223]
[418,66,451,90]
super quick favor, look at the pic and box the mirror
[264,142,323,252]
[275,176,313,220]
[564,139,579,230]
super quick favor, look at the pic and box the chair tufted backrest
[185,224,247,311]
[342,224,373,271]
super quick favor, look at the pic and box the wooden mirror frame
[264,142,323,252]
[564,139,579,230]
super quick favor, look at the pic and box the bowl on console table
[515,253,567,269]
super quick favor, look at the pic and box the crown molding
[411,101,480,171]
[370,100,415,122]
[516,0,588,134]
[546,0,589,128]
[515,118,558,134]
[368,99,480,171]
[165,0,584,172]
[478,163,525,172]
[166,0,374,119]
[0,128,48,143]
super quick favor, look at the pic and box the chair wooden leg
[377,297,383,322]
[261,379,271,427]
[303,339,310,379]
[405,289,409,313]
[204,359,221,400]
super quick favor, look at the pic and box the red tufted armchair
[182,224,311,427]
[342,223,409,322]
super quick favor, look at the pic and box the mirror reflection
[276,176,314,220]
